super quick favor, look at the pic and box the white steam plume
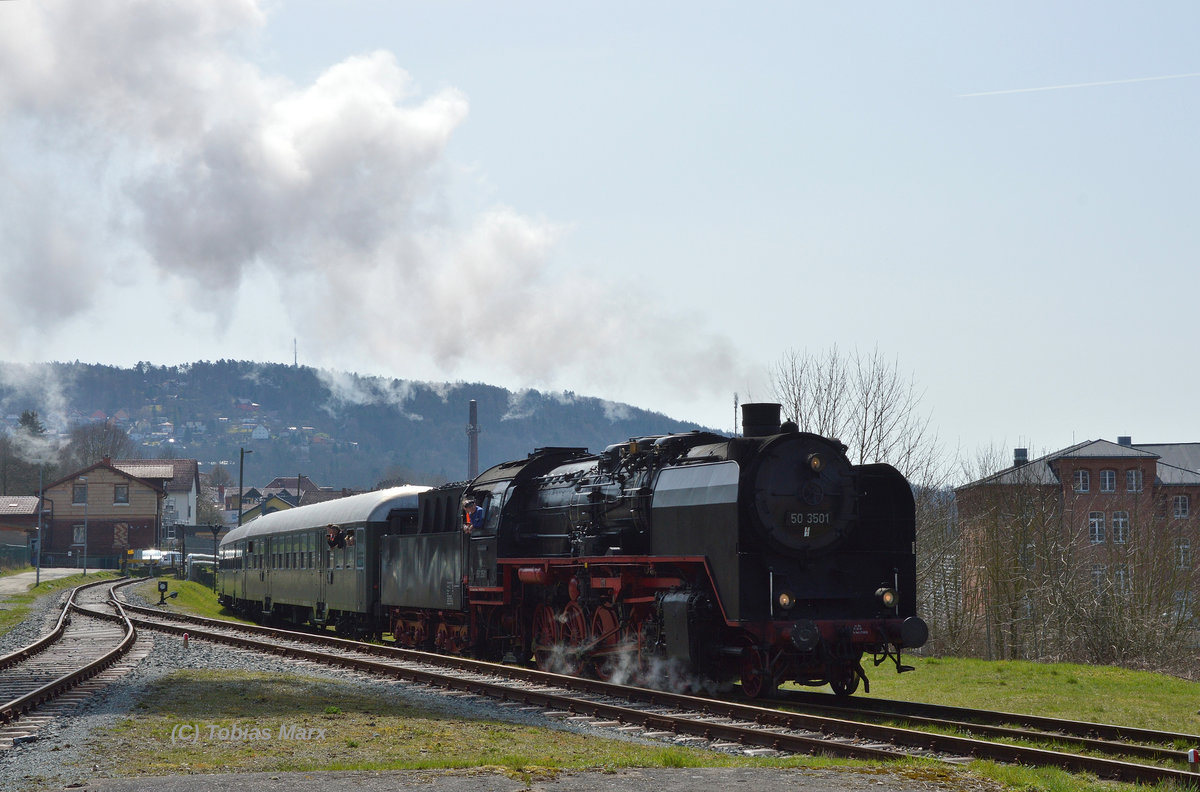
[0,1,743,415]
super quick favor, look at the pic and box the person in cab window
[462,498,482,534]
[326,524,347,549]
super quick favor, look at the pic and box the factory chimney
[466,400,480,479]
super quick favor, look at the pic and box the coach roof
[221,485,429,545]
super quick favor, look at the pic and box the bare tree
[209,464,234,488]
[956,445,1067,661]
[59,421,139,471]
[768,346,944,484]
[196,493,225,525]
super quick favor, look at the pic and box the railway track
[0,577,145,749]
[92,578,1200,787]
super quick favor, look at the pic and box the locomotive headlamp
[777,591,796,610]
[876,587,898,608]
[807,453,824,473]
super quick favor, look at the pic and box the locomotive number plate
[787,511,831,536]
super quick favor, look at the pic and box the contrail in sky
[959,72,1200,98]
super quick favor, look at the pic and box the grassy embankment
[862,654,1200,742]
[0,569,122,637]
[89,580,1200,791]
[128,576,257,625]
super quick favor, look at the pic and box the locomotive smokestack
[467,400,480,479]
[741,403,782,437]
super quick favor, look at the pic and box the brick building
[955,438,1198,657]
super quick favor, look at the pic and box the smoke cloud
[0,1,742,417]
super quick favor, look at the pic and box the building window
[1091,564,1105,595]
[1114,564,1130,595]
[1100,469,1116,492]
[72,524,86,545]
[166,524,176,539]
[1177,538,1192,569]
[1088,511,1105,543]
[73,483,88,505]
[1111,511,1129,544]
[113,484,129,505]
[1074,470,1090,492]
[1126,469,1143,492]
[1174,495,1190,519]
[1174,590,1193,622]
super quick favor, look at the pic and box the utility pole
[78,476,88,576]
[237,447,253,527]
[36,468,43,586]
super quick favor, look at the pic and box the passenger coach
[217,486,428,636]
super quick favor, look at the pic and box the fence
[0,544,29,571]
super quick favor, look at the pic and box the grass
[859,655,1200,737]
[0,569,122,638]
[90,670,787,777]
[127,577,258,625]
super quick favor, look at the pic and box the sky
[1,1,1198,465]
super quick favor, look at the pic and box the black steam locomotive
[218,403,927,696]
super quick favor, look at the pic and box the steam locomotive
[218,403,927,696]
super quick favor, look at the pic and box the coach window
[356,529,365,569]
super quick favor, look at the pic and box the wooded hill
[0,361,711,490]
